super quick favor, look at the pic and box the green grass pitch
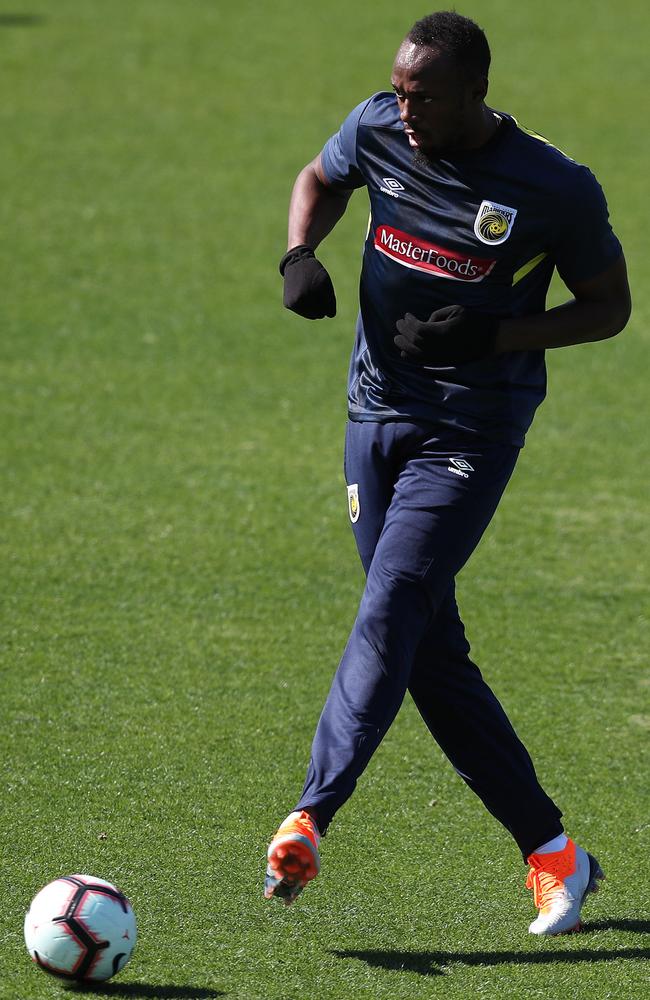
[1,1,648,998]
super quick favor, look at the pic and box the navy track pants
[295,419,563,859]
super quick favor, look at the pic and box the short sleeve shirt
[320,93,622,445]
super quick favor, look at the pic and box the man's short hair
[407,11,491,79]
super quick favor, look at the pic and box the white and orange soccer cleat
[264,810,321,906]
[526,838,604,935]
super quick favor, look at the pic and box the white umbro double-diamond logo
[380,177,405,198]
[448,457,475,479]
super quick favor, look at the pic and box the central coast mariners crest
[474,199,517,245]
[347,483,360,523]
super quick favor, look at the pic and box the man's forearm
[496,296,630,353]
[496,255,631,353]
[287,161,352,250]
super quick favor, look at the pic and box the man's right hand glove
[279,245,336,319]
[394,304,500,364]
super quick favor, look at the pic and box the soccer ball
[24,874,137,984]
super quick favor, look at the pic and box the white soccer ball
[24,874,137,984]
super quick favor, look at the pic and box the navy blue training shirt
[320,93,622,445]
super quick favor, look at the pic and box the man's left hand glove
[394,304,500,365]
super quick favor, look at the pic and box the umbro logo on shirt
[380,177,405,198]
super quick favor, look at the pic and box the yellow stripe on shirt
[513,251,548,286]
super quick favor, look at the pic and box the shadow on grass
[0,14,44,26]
[584,919,650,933]
[67,985,225,999]
[333,919,650,978]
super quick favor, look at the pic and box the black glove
[394,304,500,365]
[279,245,336,319]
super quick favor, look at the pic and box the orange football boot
[264,811,321,906]
[526,838,604,934]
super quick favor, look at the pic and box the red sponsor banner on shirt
[374,224,496,282]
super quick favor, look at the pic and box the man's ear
[471,75,489,103]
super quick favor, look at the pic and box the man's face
[390,42,485,155]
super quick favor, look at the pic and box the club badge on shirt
[347,483,360,523]
[474,200,518,245]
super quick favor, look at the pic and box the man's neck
[462,104,501,150]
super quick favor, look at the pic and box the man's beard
[412,147,438,169]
